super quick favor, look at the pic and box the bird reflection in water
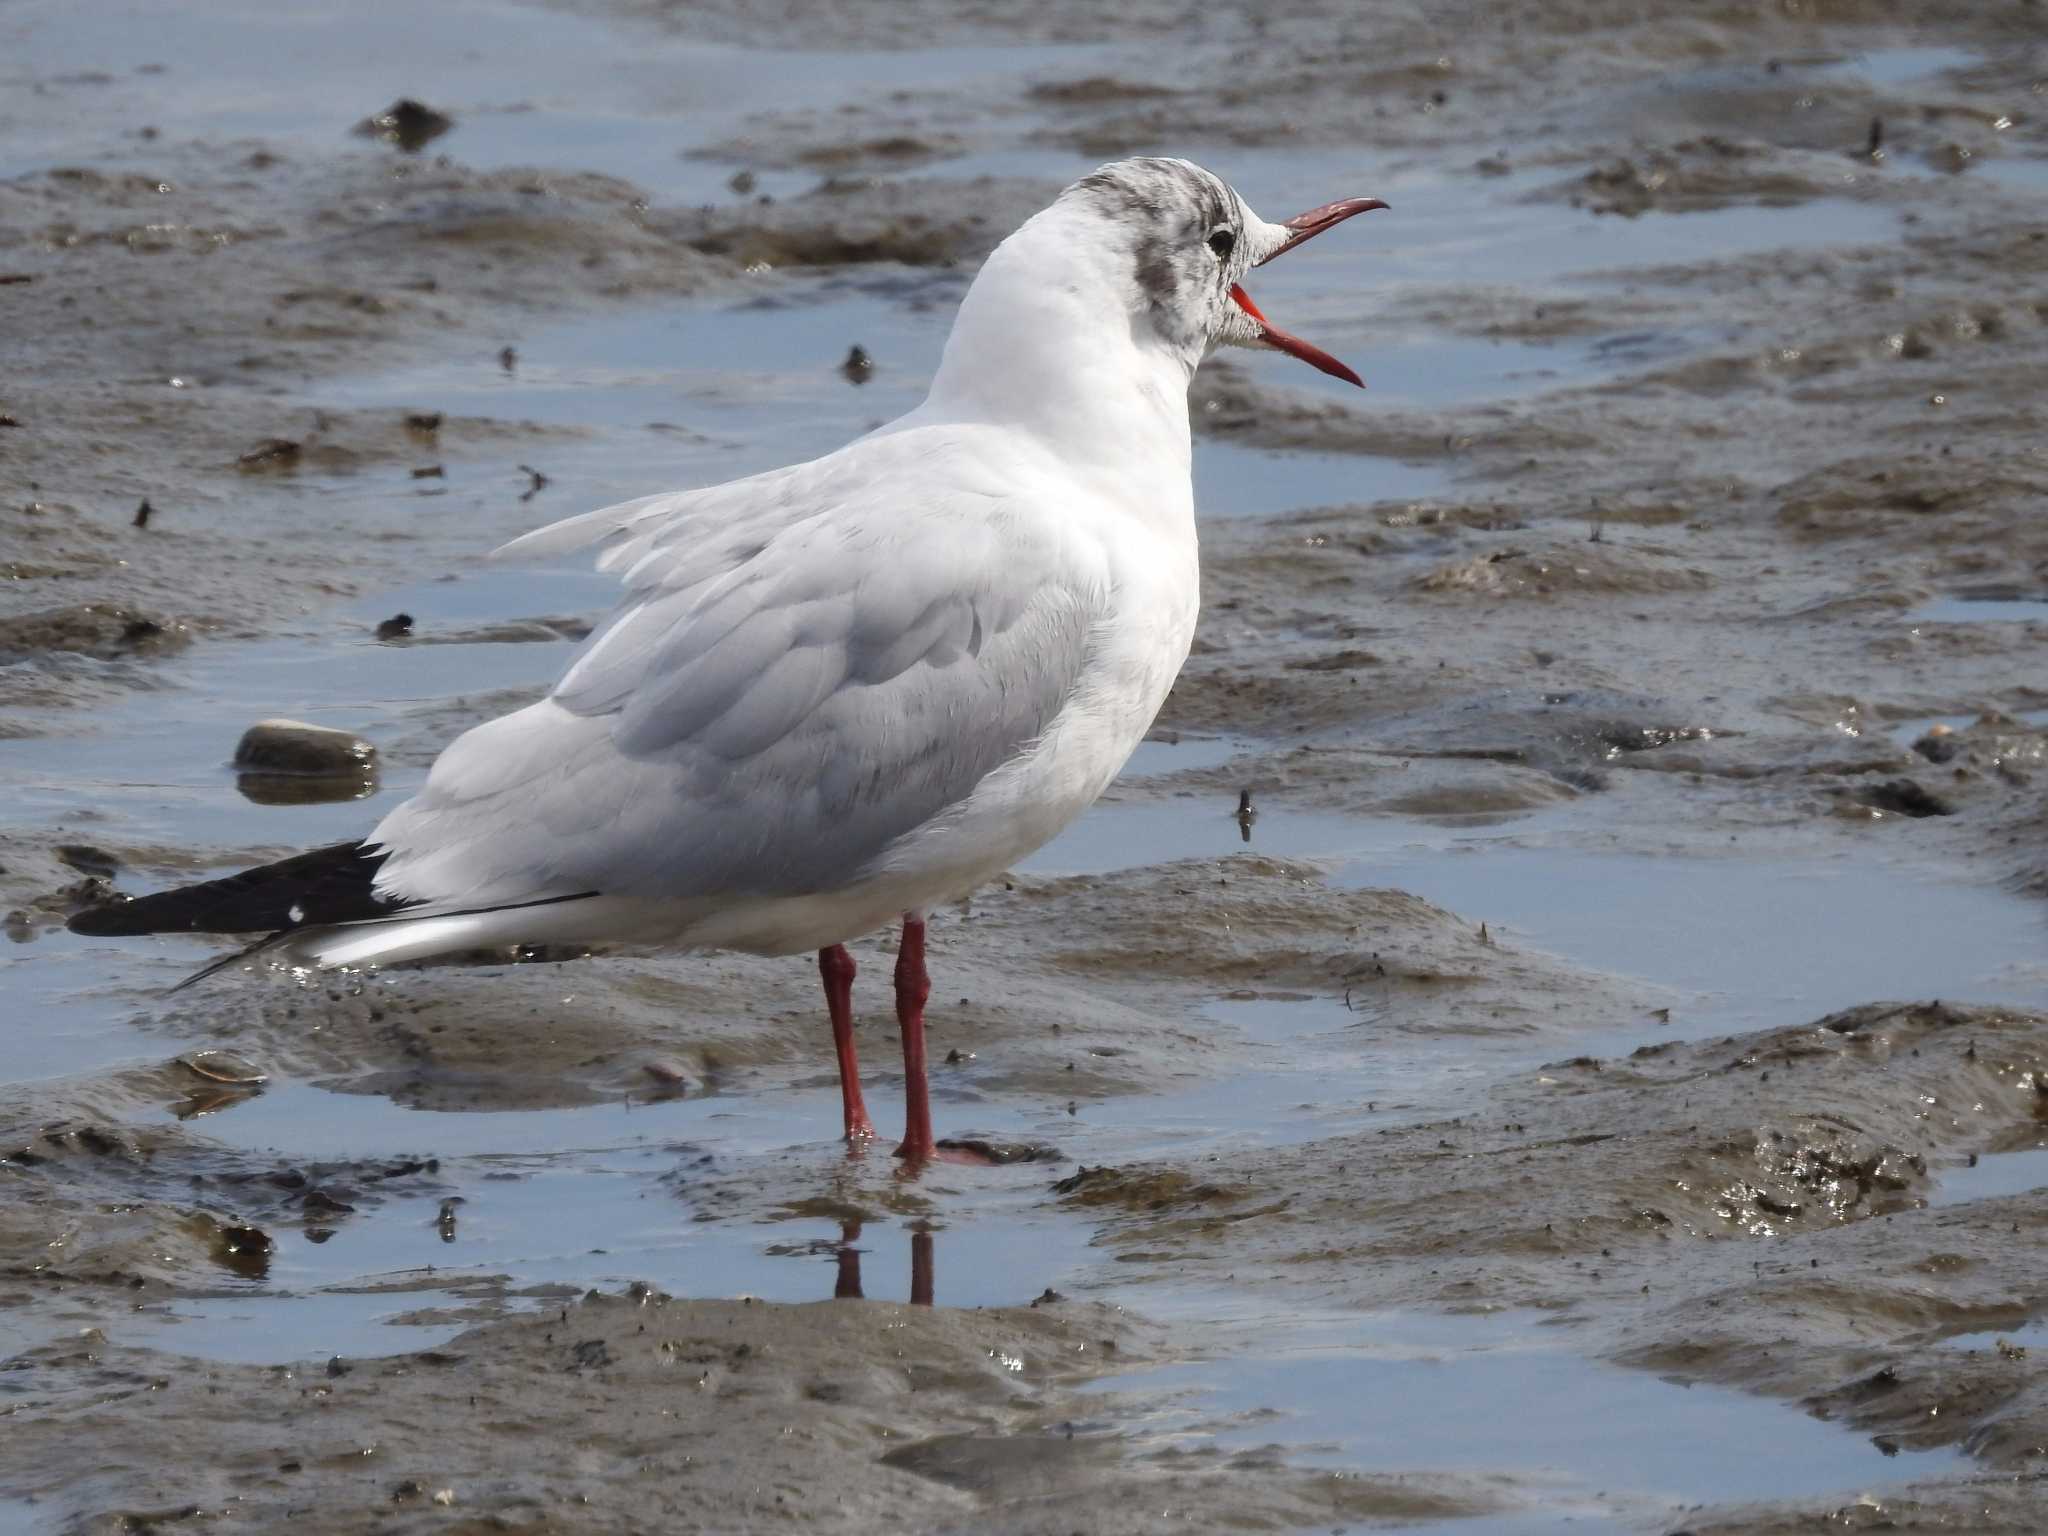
[830,1219,935,1307]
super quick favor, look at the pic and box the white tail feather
[290,911,509,970]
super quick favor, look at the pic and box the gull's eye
[1206,227,1236,260]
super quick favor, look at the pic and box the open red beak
[1230,196,1387,388]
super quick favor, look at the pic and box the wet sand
[4,0,2047,1531]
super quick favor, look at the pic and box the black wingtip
[67,898,147,938]
[64,841,399,938]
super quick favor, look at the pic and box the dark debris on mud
[6,0,2048,1530]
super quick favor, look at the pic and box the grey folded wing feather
[373,431,1110,907]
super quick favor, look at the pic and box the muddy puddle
[1077,1307,1962,1533]
[1909,595,2048,626]
[7,0,2048,1532]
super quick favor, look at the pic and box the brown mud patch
[1676,1477,2048,1536]
[1069,1001,2048,1467]
[0,1284,1508,1534]
[6,0,2048,1531]
[658,175,1046,270]
[2,153,699,655]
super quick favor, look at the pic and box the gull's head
[1056,156,1385,388]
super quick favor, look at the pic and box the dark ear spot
[1134,236,1178,306]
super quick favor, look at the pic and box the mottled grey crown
[1064,157,1252,357]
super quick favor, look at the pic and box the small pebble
[353,98,454,153]
[233,718,376,776]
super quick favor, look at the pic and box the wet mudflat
[5,0,2048,1531]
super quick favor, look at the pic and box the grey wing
[370,437,1109,908]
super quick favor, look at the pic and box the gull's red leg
[893,913,935,1162]
[819,944,875,1143]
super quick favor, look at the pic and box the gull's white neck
[918,203,1193,515]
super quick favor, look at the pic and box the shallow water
[1908,595,2048,625]
[1358,328,1718,408]
[0,0,1121,200]
[1829,46,1983,88]
[1350,846,2048,1042]
[1069,992,1529,1154]
[1085,1308,1956,1528]
[332,284,1463,512]
[1929,1143,2048,1209]
[7,1,2048,1529]
[1118,733,1252,779]
[1940,1318,2046,1354]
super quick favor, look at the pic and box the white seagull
[72,158,1384,1161]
